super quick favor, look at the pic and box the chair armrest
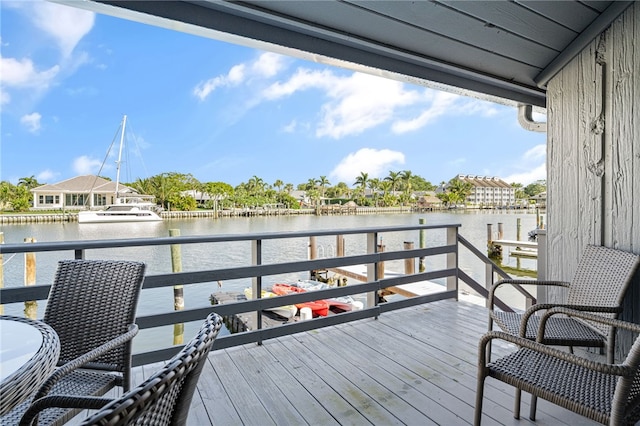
[32,324,138,401]
[478,330,632,377]
[519,304,622,338]
[19,397,112,426]
[538,307,640,340]
[488,279,569,310]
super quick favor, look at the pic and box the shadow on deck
[131,299,598,426]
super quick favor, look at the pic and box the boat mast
[114,115,127,203]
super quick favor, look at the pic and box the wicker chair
[78,313,223,426]
[475,307,640,425]
[489,245,640,363]
[1,260,146,426]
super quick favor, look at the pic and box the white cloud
[194,52,287,100]
[330,148,405,183]
[318,74,421,139]
[265,70,421,139]
[251,52,285,78]
[31,1,95,58]
[37,169,58,182]
[282,120,297,133]
[392,92,499,134]
[523,144,546,161]
[504,163,546,186]
[0,89,10,105]
[21,112,42,133]
[73,155,104,175]
[0,56,60,90]
[503,144,547,185]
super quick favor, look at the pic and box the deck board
[175,300,599,425]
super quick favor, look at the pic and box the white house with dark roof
[31,175,139,210]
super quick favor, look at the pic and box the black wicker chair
[489,245,640,363]
[79,313,223,426]
[1,260,146,426]
[476,308,640,425]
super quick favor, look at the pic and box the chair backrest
[80,313,224,426]
[44,260,146,381]
[567,245,639,333]
[567,245,639,307]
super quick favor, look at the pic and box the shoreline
[0,205,539,224]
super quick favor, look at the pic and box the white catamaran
[78,116,162,224]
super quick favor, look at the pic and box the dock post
[404,242,415,274]
[366,233,378,310]
[516,218,521,241]
[336,235,345,257]
[487,224,502,262]
[24,237,37,319]
[497,223,504,240]
[419,218,426,272]
[309,236,317,279]
[169,229,184,345]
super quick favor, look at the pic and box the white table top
[0,315,60,416]
[0,319,45,382]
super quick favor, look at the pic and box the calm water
[1,210,539,351]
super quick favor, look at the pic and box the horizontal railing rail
[0,223,520,365]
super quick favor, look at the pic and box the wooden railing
[0,224,526,366]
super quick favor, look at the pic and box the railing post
[485,263,494,308]
[419,218,426,272]
[252,239,263,341]
[537,230,547,303]
[366,232,378,309]
[446,228,457,297]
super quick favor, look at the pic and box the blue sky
[1,0,547,189]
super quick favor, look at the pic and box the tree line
[0,171,546,212]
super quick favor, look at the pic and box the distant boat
[78,115,162,224]
[243,288,298,319]
[272,283,331,317]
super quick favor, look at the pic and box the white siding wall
[546,3,639,358]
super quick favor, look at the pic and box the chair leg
[514,388,521,419]
[474,375,486,426]
[529,394,538,421]
[487,318,493,363]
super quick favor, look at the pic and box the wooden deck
[128,299,599,426]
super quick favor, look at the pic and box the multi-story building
[453,175,516,208]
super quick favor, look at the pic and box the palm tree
[247,176,265,194]
[18,175,41,190]
[273,179,284,193]
[354,172,369,190]
[317,176,330,199]
[385,171,401,193]
[284,183,294,194]
[400,170,414,194]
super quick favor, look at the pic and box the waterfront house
[31,175,139,210]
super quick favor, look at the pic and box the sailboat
[78,116,162,224]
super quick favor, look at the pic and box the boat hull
[78,211,162,223]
